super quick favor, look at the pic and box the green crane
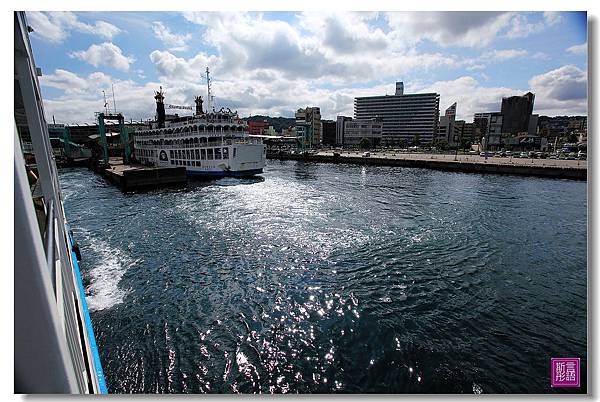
[97,112,131,164]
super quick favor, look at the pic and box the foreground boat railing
[14,11,107,394]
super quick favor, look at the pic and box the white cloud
[414,66,587,120]
[27,12,66,43]
[462,49,528,72]
[35,12,587,125]
[385,12,514,48]
[40,69,89,93]
[567,43,587,55]
[417,76,525,120]
[152,21,192,52]
[482,49,528,61]
[70,43,135,72]
[298,12,389,55]
[149,50,218,83]
[506,12,562,39]
[528,65,587,115]
[179,11,461,85]
[26,11,121,43]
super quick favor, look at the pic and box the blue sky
[27,11,587,124]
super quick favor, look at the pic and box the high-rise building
[336,116,352,146]
[395,82,404,96]
[500,92,535,135]
[437,103,457,144]
[295,107,322,147]
[322,120,336,146]
[354,82,440,145]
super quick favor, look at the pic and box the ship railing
[15,11,107,394]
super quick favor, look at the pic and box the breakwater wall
[267,152,587,181]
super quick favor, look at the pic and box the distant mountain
[244,115,296,133]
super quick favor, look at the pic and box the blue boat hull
[186,168,263,178]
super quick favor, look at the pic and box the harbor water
[59,161,587,393]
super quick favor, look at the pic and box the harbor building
[342,118,383,147]
[500,92,535,135]
[322,120,336,146]
[354,81,440,145]
[336,116,352,146]
[295,107,322,147]
[474,112,503,137]
[437,103,457,145]
[248,120,269,135]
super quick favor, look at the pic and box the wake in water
[78,230,134,311]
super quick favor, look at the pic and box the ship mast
[206,67,212,112]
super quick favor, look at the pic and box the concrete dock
[92,158,187,191]
[268,151,587,180]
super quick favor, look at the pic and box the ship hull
[186,168,263,177]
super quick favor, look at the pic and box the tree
[432,139,449,151]
[413,134,420,146]
[359,137,371,149]
[460,138,472,151]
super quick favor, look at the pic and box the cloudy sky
[27,11,587,124]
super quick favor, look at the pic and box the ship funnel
[195,95,204,116]
[154,86,165,128]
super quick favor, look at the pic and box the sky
[26,11,588,124]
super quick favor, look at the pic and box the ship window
[233,148,237,158]
[186,161,191,166]
[223,148,229,159]
[215,148,222,159]
[186,150,191,159]
[170,150,174,158]
[207,148,214,160]
[171,160,174,165]
[195,149,200,159]
[201,149,206,160]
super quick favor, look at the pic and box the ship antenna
[206,66,212,112]
[111,83,117,114]
[102,90,108,114]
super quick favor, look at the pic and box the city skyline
[28,11,588,124]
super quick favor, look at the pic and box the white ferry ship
[133,71,266,177]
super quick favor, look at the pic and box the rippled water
[59,161,587,394]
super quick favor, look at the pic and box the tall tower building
[295,107,322,147]
[501,92,535,135]
[395,81,404,96]
[354,82,439,145]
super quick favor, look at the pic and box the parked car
[549,153,557,159]
[505,151,513,157]
[566,152,577,160]
[577,152,587,160]
[536,152,547,159]
[362,152,370,158]
[520,152,529,158]
[512,152,520,158]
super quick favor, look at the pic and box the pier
[91,158,187,192]
[267,151,587,180]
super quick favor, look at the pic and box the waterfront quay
[268,150,587,180]
[91,157,187,192]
